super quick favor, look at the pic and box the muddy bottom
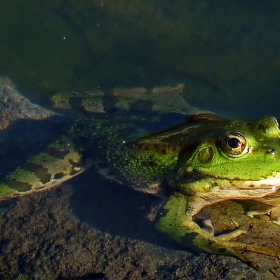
[0,168,277,280]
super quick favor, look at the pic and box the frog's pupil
[227,137,241,149]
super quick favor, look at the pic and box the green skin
[1,89,280,269]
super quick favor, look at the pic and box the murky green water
[1,0,280,118]
[2,2,280,278]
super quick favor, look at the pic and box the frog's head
[173,115,280,196]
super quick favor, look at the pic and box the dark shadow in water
[70,166,189,251]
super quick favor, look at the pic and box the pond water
[1,1,280,279]
[1,0,280,118]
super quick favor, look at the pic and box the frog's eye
[222,132,248,157]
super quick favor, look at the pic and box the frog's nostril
[267,149,276,155]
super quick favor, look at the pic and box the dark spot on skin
[9,179,32,192]
[257,122,268,133]
[250,263,261,270]
[69,97,86,112]
[24,162,51,184]
[35,169,52,184]
[158,208,170,218]
[219,248,227,253]
[180,232,200,247]
[47,147,69,159]
[54,172,65,180]
[249,184,254,188]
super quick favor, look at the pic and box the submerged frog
[0,83,280,269]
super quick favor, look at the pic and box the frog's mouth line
[179,167,280,200]
[212,173,280,190]
[174,165,280,208]
[179,166,280,190]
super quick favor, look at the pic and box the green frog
[0,84,280,269]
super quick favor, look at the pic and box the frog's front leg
[156,193,279,269]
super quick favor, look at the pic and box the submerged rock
[0,77,57,130]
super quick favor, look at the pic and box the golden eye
[222,132,248,157]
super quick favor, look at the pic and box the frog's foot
[246,205,280,225]
[190,219,279,269]
[246,210,269,218]
[157,194,279,270]
[201,219,246,239]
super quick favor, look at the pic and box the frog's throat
[184,177,280,218]
[176,172,280,204]
[183,175,280,230]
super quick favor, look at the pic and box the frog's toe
[214,229,247,241]
[201,219,215,234]
[246,206,280,225]
[219,240,278,257]
[246,210,269,218]
[208,236,279,270]
[201,219,245,240]
[199,220,279,269]
[272,218,280,225]
[210,226,279,258]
